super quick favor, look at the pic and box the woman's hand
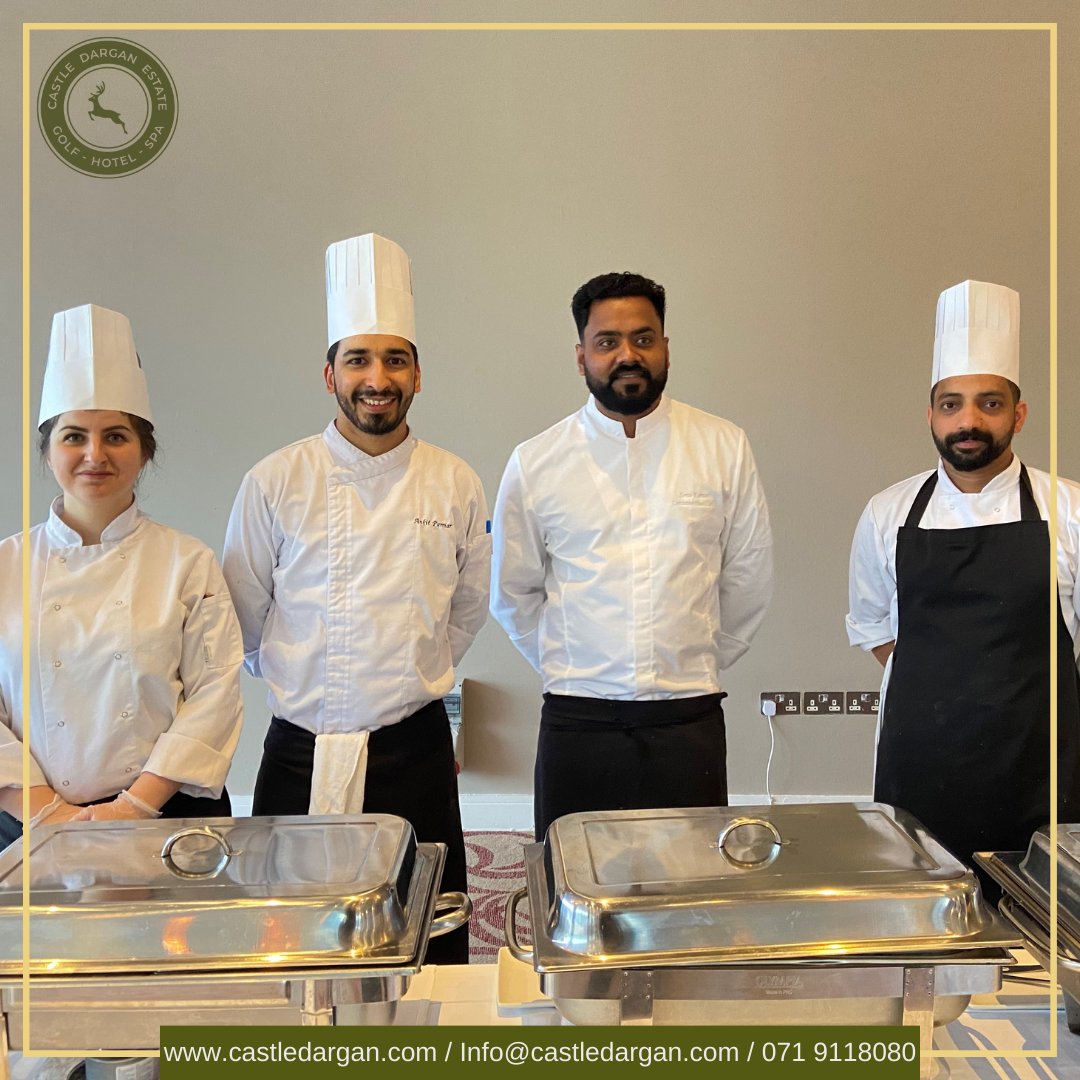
[82,792,159,821]
[28,794,85,828]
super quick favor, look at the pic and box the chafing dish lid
[1015,825,1080,933]
[0,814,439,973]
[539,802,1016,963]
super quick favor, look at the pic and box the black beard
[336,387,407,436]
[585,363,667,417]
[933,427,1013,472]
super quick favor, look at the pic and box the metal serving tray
[0,815,464,974]
[523,803,1017,969]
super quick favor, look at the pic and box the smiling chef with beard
[846,279,1080,899]
[223,233,489,963]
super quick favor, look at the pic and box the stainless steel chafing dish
[506,804,1018,1078]
[976,824,1080,1034]
[0,814,470,1072]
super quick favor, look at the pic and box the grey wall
[3,0,1078,808]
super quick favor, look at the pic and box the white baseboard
[228,792,870,829]
[459,794,534,831]
[731,793,872,806]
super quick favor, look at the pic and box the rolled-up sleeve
[0,699,48,791]
[490,451,547,673]
[846,499,896,650]
[143,555,244,797]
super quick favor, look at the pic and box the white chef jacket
[222,421,490,734]
[0,498,244,804]
[491,395,773,698]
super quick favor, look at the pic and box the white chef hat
[325,233,416,348]
[38,304,153,428]
[931,280,1020,388]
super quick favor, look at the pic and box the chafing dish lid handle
[504,886,534,963]
[717,817,783,868]
[160,825,236,879]
[429,890,473,938]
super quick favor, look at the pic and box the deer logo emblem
[87,82,127,135]
[39,37,177,177]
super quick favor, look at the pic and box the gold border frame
[16,16,1062,1071]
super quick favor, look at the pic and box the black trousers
[0,788,231,848]
[534,693,728,840]
[252,700,469,965]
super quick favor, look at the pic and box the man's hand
[871,641,896,668]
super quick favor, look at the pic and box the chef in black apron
[849,280,1080,902]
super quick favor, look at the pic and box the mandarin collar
[936,453,1022,496]
[584,394,671,440]
[322,419,416,478]
[44,495,142,548]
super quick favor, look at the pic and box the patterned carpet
[464,831,533,962]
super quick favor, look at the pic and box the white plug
[761,698,778,804]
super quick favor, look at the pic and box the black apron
[534,692,727,840]
[875,464,1080,896]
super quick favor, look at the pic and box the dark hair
[326,340,419,365]
[929,379,1021,406]
[571,273,666,339]
[38,413,158,462]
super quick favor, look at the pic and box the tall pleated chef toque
[325,233,416,348]
[931,280,1020,388]
[38,303,153,428]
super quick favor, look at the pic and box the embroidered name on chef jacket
[674,491,714,507]
[414,516,454,529]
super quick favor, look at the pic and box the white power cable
[760,698,777,804]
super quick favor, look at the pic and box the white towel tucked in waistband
[309,730,370,814]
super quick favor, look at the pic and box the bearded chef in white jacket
[491,271,773,840]
[847,280,1080,899]
[0,304,244,846]
[223,233,488,964]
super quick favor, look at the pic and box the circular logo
[38,38,178,178]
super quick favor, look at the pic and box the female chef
[0,303,244,845]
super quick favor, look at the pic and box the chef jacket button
[57,721,65,727]
[121,711,129,718]
[125,767,133,773]
[118,553,127,560]
[994,507,1001,513]
[61,781,69,787]
[114,652,122,660]
[53,604,61,611]
[115,600,123,607]
[53,659,61,668]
